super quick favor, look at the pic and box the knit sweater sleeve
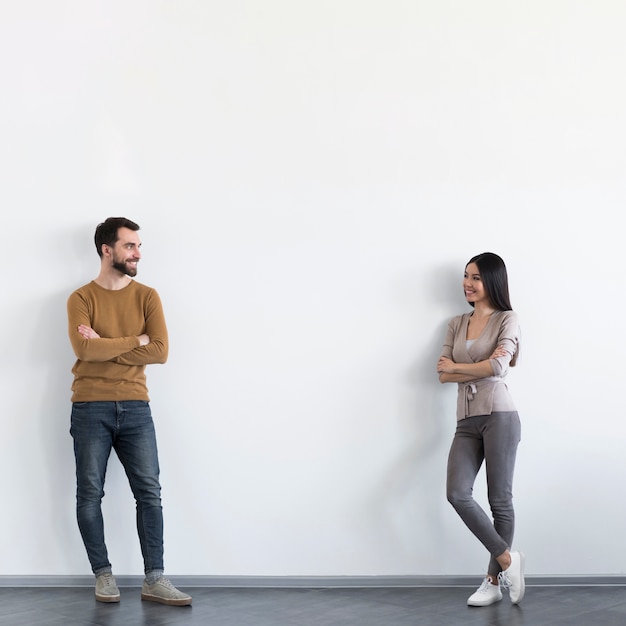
[67,289,140,362]
[440,314,465,361]
[489,311,520,377]
[113,288,168,365]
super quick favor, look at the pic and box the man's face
[109,227,142,277]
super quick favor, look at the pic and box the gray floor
[1,584,626,625]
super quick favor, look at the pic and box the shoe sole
[511,551,526,605]
[95,594,120,603]
[141,593,192,606]
[467,596,502,607]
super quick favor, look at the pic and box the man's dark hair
[94,217,140,257]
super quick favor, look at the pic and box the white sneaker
[498,551,525,604]
[467,578,502,606]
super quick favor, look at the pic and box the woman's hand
[437,356,456,374]
[489,345,508,359]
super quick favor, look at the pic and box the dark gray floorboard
[1,585,626,625]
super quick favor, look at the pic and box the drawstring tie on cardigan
[463,382,477,416]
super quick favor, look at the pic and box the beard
[112,258,138,277]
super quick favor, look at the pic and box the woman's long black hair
[467,252,512,312]
[467,252,518,365]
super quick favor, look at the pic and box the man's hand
[77,325,100,339]
[138,334,150,346]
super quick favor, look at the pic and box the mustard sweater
[67,280,168,402]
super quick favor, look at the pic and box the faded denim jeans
[70,401,163,575]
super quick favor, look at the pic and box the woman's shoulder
[494,310,520,336]
[495,309,519,324]
[448,312,471,327]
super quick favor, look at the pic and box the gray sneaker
[141,577,192,606]
[95,572,120,603]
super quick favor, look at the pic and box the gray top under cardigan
[440,310,520,421]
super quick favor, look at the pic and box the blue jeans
[70,401,164,575]
[446,411,521,577]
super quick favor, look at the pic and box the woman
[437,252,524,607]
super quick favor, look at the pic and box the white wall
[2,1,625,578]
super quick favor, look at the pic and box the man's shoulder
[69,279,157,294]
[68,280,95,300]
[130,279,153,289]
[130,280,159,296]
[67,280,161,311]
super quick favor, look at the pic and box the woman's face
[463,262,489,306]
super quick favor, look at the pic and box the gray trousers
[446,411,521,577]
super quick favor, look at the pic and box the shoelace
[497,571,511,589]
[155,577,175,589]
[477,578,498,594]
[99,573,116,588]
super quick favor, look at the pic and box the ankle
[145,569,164,585]
[496,550,512,571]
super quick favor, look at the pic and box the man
[67,217,192,606]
